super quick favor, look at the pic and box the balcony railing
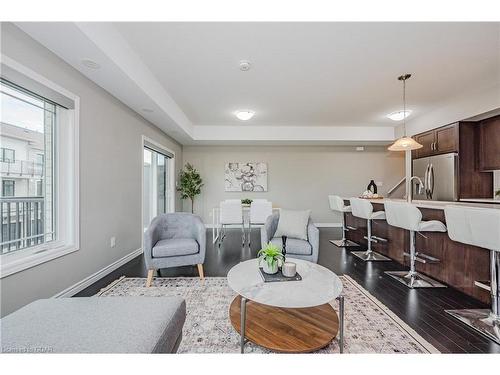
[1,197,48,254]
[0,160,44,177]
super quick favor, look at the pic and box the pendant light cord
[402,77,407,137]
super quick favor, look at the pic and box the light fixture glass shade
[387,110,411,121]
[236,110,255,121]
[388,136,423,151]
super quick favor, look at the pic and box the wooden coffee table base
[229,295,339,353]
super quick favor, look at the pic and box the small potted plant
[241,198,253,205]
[258,243,284,274]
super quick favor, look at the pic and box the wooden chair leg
[197,264,205,280]
[146,269,155,287]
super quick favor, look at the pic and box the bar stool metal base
[445,309,500,345]
[385,271,447,288]
[330,239,359,248]
[351,251,391,262]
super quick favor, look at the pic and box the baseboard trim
[52,248,143,298]
[204,223,342,228]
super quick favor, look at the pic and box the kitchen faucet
[407,176,425,202]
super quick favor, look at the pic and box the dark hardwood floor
[76,227,500,354]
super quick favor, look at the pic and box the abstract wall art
[224,162,268,192]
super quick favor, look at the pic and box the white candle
[282,262,297,277]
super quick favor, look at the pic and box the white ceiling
[14,22,500,145]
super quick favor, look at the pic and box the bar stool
[444,205,500,344]
[349,198,390,261]
[384,201,447,288]
[328,195,359,247]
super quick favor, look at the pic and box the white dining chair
[249,200,273,246]
[219,199,244,247]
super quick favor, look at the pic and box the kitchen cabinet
[412,123,459,158]
[479,116,500,171]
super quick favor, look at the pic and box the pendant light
[388,74,422,151]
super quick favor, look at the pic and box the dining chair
[249,200,273,246]
[219,199,244,247]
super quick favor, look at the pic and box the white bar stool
[349,198,390,261]
[444,205,500,344]
[384,201,447,288]
[328,195,359,247]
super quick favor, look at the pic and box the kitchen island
[343,198,498,304]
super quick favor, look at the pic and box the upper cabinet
[412,123,459,159]
[478,116,500,171]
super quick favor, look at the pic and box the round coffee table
[227,258,344,353]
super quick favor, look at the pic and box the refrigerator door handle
[429,163,435,199]
[424,164,430,199]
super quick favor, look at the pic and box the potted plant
[241,198,253,205]
[177,163,204,213]
[258,243,284,274]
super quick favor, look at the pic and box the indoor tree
[177,163,203,213]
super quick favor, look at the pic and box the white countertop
[341,197,500,210]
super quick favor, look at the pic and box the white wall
[0,23,183,317]
[405,82,500,136]
[182,145,405,224]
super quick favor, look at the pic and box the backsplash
[494,170,500,199]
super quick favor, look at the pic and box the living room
[1,1,500,373]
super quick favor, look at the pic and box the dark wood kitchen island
[343,198,499,304]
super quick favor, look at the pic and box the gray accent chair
[0,297,186,353]
[261,212,320,263]
[144,212,206,287]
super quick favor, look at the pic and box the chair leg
[197,264,205,280]
[146,269,155,287]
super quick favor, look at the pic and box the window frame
[1,148,16,163]
[2,179,15,197]
[0,55,80,278]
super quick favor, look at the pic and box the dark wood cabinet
[414,131,435,158]
[412,123,459,158]
[478,115,500,171]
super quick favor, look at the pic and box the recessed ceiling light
[235,110,255,121]
[81,58,100,69]
[142,108,154,113]
[387,110,412,121]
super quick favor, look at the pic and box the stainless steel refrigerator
[412,152,459,201]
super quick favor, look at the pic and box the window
[1,57,79,277]
[143,138,174,231]
[0,148,15,163]
[2,180,15,197]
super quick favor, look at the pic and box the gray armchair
[144,213,206,287]
[260,212,319,263]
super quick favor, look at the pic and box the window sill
[0,243,79,278]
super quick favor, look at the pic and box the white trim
[141,136,176,248]
[52,248,143,298]
[204,222,342,229]
[0,56,80,278]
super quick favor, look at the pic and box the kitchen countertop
[459,198,500,204]
[341,197,500,210]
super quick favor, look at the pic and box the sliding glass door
[143,146,172,230]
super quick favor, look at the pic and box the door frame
[141,135,176,240]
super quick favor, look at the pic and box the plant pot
[262,261,278,274]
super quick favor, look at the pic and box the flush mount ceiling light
[387,110,412,121]
[81,58,100,69]
[235,110,255,121]
[388,74,422,152]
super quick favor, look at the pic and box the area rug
[96,275,439,354]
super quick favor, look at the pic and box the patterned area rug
[96,275,439,354]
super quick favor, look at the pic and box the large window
[1,79,55,253]
[1,57,79,277]
[143,140,174,230]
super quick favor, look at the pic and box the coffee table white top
[227,258,343,308]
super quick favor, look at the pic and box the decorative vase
[262,261,278,274]
[367,180,378,194]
